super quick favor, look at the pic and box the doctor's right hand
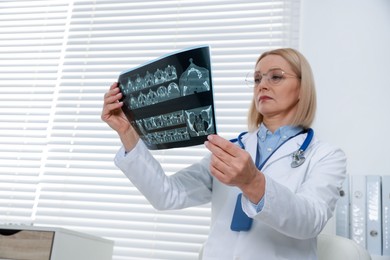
[204,134,265,204]
[101,82,139,151]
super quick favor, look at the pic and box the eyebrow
[254,67,283,74]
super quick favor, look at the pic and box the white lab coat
[114,130,347,260]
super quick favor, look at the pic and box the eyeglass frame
[245,68,301,87]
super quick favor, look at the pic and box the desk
[0,225,113,260]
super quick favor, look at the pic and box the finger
[104,89,122,105]
[104,83,121,99]
[101,101,123,119]
[207,134,241,157]
[109,82,119,90]
[206,142,237,176]
[209,152,229,171]
[102,88,123,112]
[209,159,239,186]
[104,100,123,112]
[204,139,233,162]
[209,164,229,184]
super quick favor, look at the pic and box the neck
[262,117,292,133]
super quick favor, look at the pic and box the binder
[336,175,350,238]
[383,175,390,256]
[366,175,382,255]
[350,175,367,248]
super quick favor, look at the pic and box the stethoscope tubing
[231,128,314,168]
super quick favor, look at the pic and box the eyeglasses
[245,68,300,87]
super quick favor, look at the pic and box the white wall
[300,0,390,234]
[300,0,390,175]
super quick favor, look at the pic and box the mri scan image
[118,45,216,149]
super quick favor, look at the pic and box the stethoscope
[231,128,314,168]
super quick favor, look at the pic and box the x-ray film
[118,45,217,150]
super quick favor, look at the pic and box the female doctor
[101,48,347,260]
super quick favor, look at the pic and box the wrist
[241,172,265,204]
[119,128,140,152]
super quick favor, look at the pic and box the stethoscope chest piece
[291,149,306,168]
[290,128,314,168]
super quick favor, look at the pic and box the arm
[114,141,213,210]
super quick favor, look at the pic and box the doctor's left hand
[205,134,265,204]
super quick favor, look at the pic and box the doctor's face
[253,54,301,124]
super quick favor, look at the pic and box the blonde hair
[247,48,317,132]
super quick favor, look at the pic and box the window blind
[0,0,300,259]
[0,1,70,225]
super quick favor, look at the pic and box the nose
[257,79,269,91]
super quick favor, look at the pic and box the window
[0,1,300,259]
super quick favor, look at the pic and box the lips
[259,95,273,101]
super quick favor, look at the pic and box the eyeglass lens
[249,69,285,87]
